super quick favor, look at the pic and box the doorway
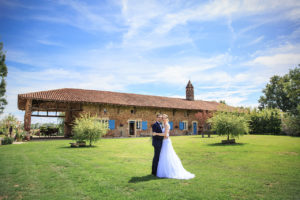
[129,121,135,136]
[193,122,197,135]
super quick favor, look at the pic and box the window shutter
[142,121,147,130]
[169,122,173,130]
[109,120,115,130]
[179,122,183,130]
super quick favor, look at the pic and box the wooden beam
[31,107,82,112]
[31,114,65,118]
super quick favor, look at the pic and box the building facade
[18,81,223,137]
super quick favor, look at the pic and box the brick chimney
[186,80,194,101]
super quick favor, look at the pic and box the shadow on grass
[128,175,158,183]
[206,143,247,146]
[58,145,98,149]
[190,136,216,139]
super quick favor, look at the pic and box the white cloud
[245,36,264,46]
[246,43,300,75]
[36,39,63,47]
[2,0,300,124]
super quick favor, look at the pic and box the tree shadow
[190,136,216,139]
[128,175,158,183]
[206,143,247,146]
[58,145,98,149]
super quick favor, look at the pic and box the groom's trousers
[152,136,163,176]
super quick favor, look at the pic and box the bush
[14,129,24,142]
[40,126,47,136]
[208,112,249,142]
[248,108,281,135]
[73,113,108,146]
[2,136,14,145]
[281,105,300,136]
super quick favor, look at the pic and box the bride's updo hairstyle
[162,114,169,122]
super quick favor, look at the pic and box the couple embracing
[151,114,195,179]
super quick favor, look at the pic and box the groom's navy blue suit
[152,121,164,176]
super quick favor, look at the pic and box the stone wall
[74,104,207,137]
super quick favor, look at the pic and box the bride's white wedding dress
[157,124,195,179]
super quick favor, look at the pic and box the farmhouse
[18,81,224,138]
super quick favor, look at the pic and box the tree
[248,108,281,135]
[281,105,300,136]
[219,100,226,105]
[0,114,18,135]
[259,66,300,114]
[208,112,249,143]
[0,42,8,114]
[285,66,300,114]
[195,111,212,132]
[73,113,108,146]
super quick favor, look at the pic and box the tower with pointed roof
[186,80,194,101]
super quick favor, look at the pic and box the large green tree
[259,66,300,114]
[0,42,8,114]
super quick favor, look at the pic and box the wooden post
[64,110,72,138]
[64,103,74,138]
[24,99,32,140]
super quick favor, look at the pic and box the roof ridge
[19,87,220,104]
[18,88,225,112]
[19,87,189,101]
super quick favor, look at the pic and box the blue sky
[0,0,300,123]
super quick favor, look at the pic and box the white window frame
[182,121,188,130]
[98,117,108,124]
[136,120,142,130]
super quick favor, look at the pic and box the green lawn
[0,135,299,200]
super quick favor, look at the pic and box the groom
[151,114,164,176]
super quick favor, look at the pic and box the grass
[0,135,299,200]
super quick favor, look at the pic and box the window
[183,121,188,130]
[136,121,141,129]
[173,109,176,116]
[131,107,137,114]
[179,121,188,130]
[99,118,108,123]
[104,108,107,114]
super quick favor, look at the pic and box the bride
[153,114,195,179]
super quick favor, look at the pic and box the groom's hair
[156,113,162,118]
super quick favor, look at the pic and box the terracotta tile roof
[18,88,224,111]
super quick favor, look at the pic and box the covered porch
[18,97,82,138]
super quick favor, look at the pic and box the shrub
[14,129,24,142]
[248,108,281,135]
[208,112,249,142]
[73,113,108,146]
[281,105,300,136]
[40,126,47,136]
[2,136,13,145]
